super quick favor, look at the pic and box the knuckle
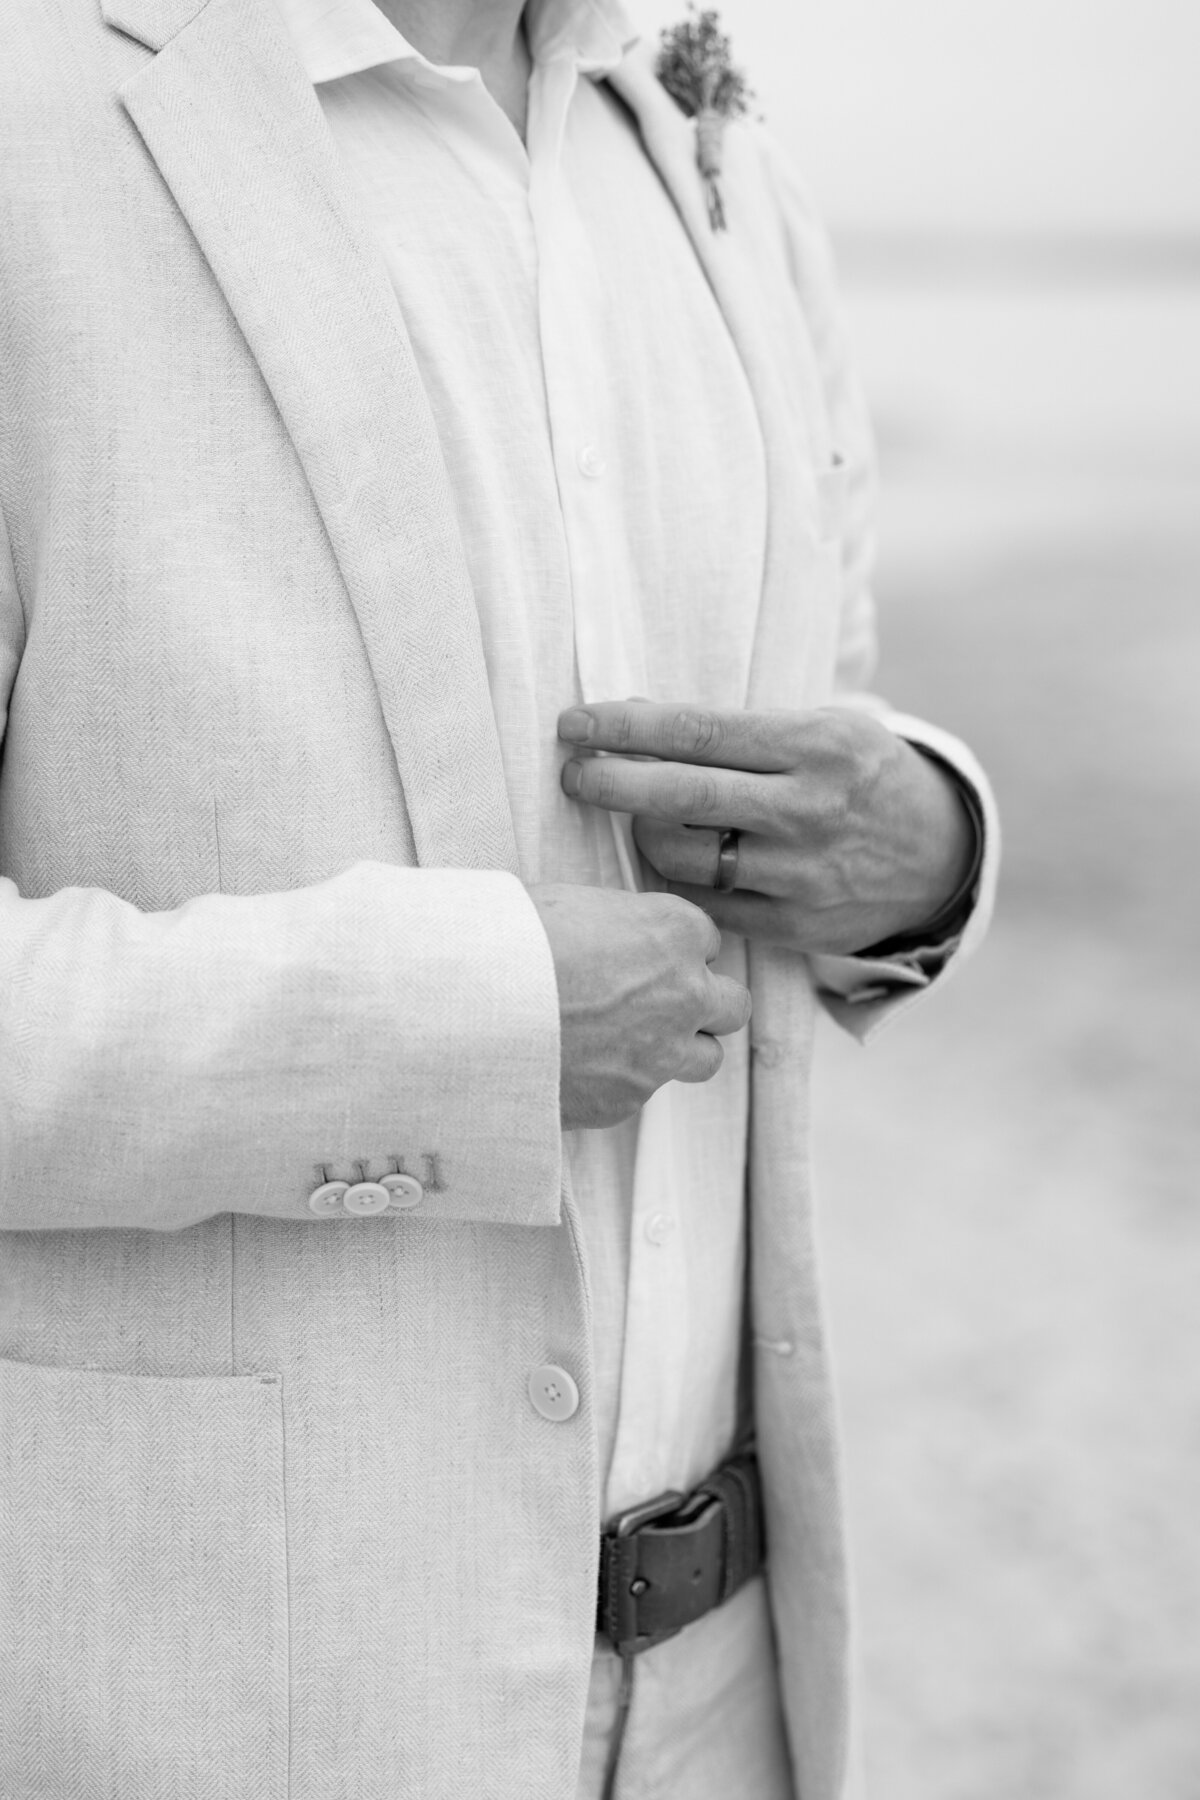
[656,891,695,930]
[812,707,875,784]
[673,772,719,820]
[670,896,719,953]
[610,710,638,751]
[591,759,623,806]
[713,976,751,1034]
[729,774,763,825]
[801,786,846,849]
[655,896,710,960]
[688,964,714,1014]
[673,708,725,760]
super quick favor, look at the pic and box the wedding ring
[713,828,741,892]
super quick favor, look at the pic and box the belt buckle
[611,1488,685,1540]
[601,1488,688,1657]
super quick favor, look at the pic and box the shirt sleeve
[757,129,1000,1043]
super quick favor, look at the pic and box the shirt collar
[271,0,637,88]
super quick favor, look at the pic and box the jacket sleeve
[759,131,1001,1043]
[0,516,563,1235]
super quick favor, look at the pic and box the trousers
[574,1575,796,1799]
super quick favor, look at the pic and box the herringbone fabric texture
[0,1362,289,1798]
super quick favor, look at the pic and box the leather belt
[596,1450,765,1658]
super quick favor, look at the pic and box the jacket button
[342,1181,391,1216]
[528,1364,579,1423]
[382,1173,424,1211]
[308,1180,349,1216]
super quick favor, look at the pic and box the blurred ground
[814,275,1200,1800]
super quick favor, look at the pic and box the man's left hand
[558,701,976,956]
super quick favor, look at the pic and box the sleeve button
[342,1181,391,1216]
[381,1173,424,1211]
[308,1180,349,1217]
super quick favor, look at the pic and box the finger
[667,882,806,951]
[675,1032,725,1084]
[562,753,774,830]
[702,972,753,1037]
[651,889,719,972]
[634,818,783,895]
[558,701,806,772]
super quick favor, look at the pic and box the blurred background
[634,2,1200,1795]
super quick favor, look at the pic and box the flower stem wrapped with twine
[656,6,754,231]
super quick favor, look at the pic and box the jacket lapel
[609,54,855,1798]
[105,0,519,875]
[607,45,832,473]
[606,48,839,713]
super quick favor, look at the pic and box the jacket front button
[308,1181,349,1216]
[382,1173,424,1211]
[528,1364,580,1423]
[342,1181,391,1216]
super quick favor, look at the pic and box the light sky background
[630,0,1200,235]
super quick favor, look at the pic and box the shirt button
[527,1363,580,1423]
[308,1180,348,1217]
[382,1172,424,1211]
[644,1211,676,1245]
[342,1181,391,1216]
[576,443,606,480]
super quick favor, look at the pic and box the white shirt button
[644,1211,676,1246]
[527,1363,580,1423]
[382,1173,424,1211]
[576,443,606,480]
[342,1181,391,1216]
[308,1180,348,1217]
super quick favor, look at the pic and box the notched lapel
[106,0,519,874]
[103,0,208,51]
[607,47,828,476]
[607,47,841,712]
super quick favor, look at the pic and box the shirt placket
[525,54,701,1517]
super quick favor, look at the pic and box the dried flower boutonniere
[656,5,755,231]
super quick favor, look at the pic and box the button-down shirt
[266,0,931,1789]
[271,0,768,1518]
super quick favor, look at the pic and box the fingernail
[558,708,594,744]
[562,759,583,796]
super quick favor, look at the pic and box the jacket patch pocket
[0,1358,289,1800]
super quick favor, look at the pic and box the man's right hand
[528,884,752,1130]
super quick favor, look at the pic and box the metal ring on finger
[713,827,741,892]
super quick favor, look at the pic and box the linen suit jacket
[0,1,998,1796]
